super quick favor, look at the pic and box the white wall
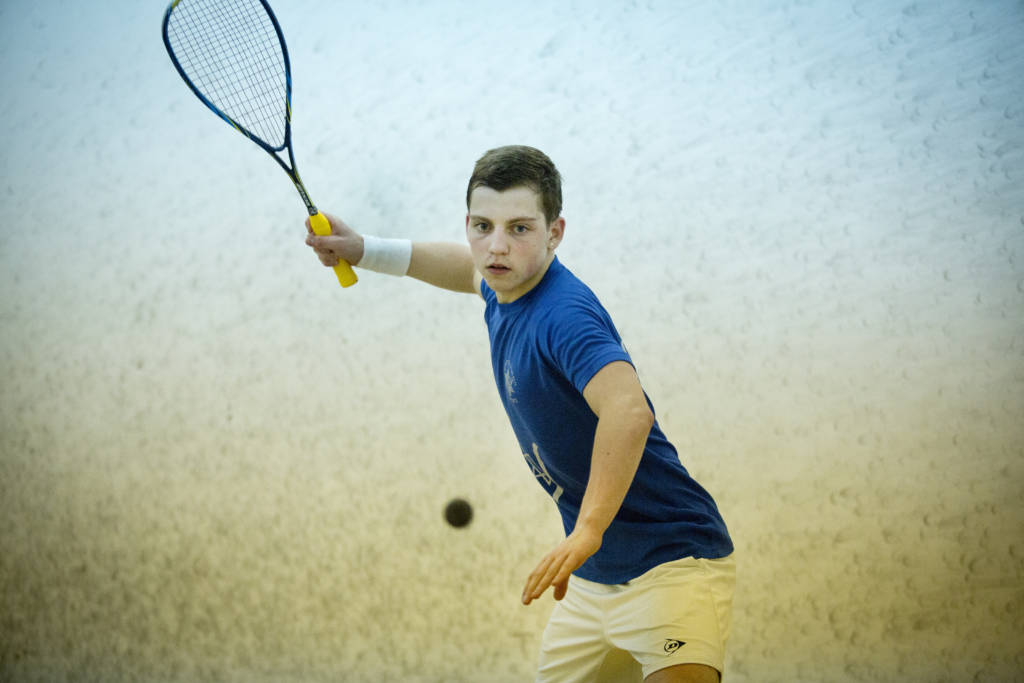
[1,0,1022,680]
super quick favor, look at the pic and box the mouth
[486,263,511,275]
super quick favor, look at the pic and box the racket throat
[291,174,319,216]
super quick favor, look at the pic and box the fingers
[522,531,604,606]
[553,578,569,601]
[304,218,337,267]
[305,233,341,267]
[533,559,572,603]
[521,556,549,605]
[522,550,574,605]
[304,214,362,267]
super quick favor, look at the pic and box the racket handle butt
[333,261,358,287]
[309,212,358,288]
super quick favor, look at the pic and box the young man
[306,146,735,683]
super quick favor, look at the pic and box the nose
[488,229,510,254]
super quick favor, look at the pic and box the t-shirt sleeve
[542,301,633,395]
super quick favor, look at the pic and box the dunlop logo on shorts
[664,639,686,654]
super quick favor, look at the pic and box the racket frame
[161,0,317,213]
[161,0,355,286]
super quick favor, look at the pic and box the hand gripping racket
[162,0,357,287]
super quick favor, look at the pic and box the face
[466,185,564,303]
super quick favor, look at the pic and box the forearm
[521,365,653,605]
[575,404,654,537]
[305,215,477,293]
[406,242,477,293]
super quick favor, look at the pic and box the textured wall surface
[1,0,1022,681]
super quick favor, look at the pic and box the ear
[547,217,565,251]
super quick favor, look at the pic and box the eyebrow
[469,215,540,224]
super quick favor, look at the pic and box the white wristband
[357,235,412,276]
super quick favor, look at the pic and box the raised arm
[407,242,478,294]
[305,212,481,295]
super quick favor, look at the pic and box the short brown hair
[466,145,563,224]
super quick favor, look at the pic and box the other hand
[521,526,602,605]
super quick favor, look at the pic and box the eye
[512,224,530,234]
[473,221,491,233]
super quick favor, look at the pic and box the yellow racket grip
[309,211,357,287]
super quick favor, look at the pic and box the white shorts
[536,554,736,683]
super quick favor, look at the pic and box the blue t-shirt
[481,257,733,584]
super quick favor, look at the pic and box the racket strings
[166,0,288,148]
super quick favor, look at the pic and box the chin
[483,276,506,291]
